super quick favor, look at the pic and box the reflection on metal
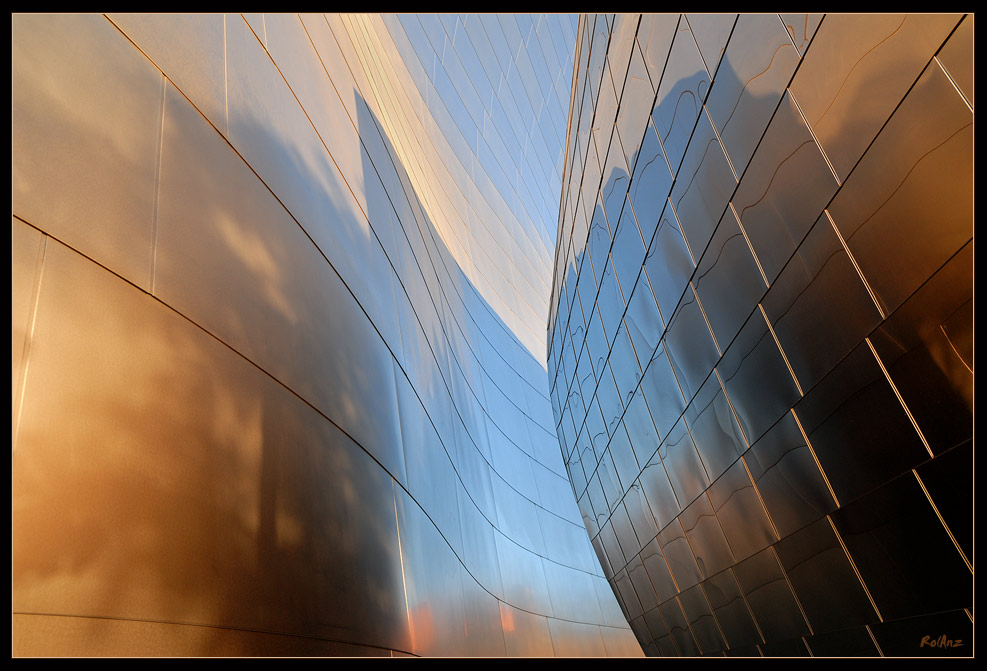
[12,13,644,657]
[549,12,972,658]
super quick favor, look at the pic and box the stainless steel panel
[789,13,962,181]
[669,109,736,263]
[693,208,767,351]
[707,460,776,562]
[732,91,840,285]
[779,13,823,55]
[596,448,624,512]
[760,213,882,393]
[732,548,810,642]
[622,385,661,469]
[396,487,469,657]
[705,13,799,189]
[805,627,880,657]
[108,13,227,135]
[773,518,878,633]
[608,321,643,409]
[915,440,972,563]
[658,520,702,592]
[716,307,800,446]
[683,373,746,484]
[793,342,929,505]
[499,602,555,656]
[626,551,659,613]
[643,607,678,656]
[614,567,644,620]
[609,201,646,308]
[601,139,631,238]
[546,618,609,657]
[685,14,737,80]
[639,342,687,443]
[600,622,647,656]
[701,570,763,649]
[679,495,735,580]
[13,239,410,651]
[830,473,971,621]
[661,285,719,401]
[612,501,643,565]
[636,14,679,91]
[596,256,627,350]
[826,62,972,317]
[652,22,711,175]
[615,45,658,175]
[11,13,161,290]
[743,412,836,539]
[658,416,710,511]
[867,243,972,455]
[460,573,509,657]
[607,423,641,492]
[643,201,695,322]
[628,119,674,244]
[868,609,971,657]
[156,83,410,484]
[936,14,973,106]
[659,597,701,656]
[640,537,678,602]
[623,480,660,549]
[600,519,627,576]
[11,218,44,420]
[623,273,662,375]
[639,453,681,532]
[677,583,727,654]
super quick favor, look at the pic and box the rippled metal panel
[550,13,972,657]
[13,12,641,658]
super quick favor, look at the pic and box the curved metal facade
[548,13,972,657]
[12,13,642,657]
